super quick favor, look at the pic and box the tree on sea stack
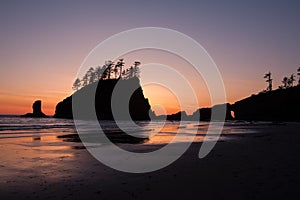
[115,58,125,79]
[82,73,89,87]
[113,64,119,79]
[264,72,273,91]
[72,78,81,91]
[288,74,295,87]
[104,60,114,80]
[72,59,142,90]
[297,67,300,86]
[281,77,289,89]
[95,66,103,80]
[133,61,141,78]
[87,67,96,84]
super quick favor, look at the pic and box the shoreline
[0,122,299,199]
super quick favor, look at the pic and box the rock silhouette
[166,111,188,121]
[153,104,232,121]
[232,85,300,121]
[21,100,47,118]
[190,103,233,121]
[54,77,300,122]
[54,77,152,120]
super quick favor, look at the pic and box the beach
[0,120,300,200]
[2,1,300,200]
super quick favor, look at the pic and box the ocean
[0,115,257,146]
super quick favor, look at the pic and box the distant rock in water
[54,77,152,120]
[21,100,47,118]
[232,86,300,121]
[152,104,233,121]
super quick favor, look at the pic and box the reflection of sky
[0,0,299,114]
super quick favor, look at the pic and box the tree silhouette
[297,67,300,85]
[288,74,295,87]
[82,73,89,87]
[99,65,107,80]
[264,72,272,91]
[115,58,125,79]
[103,60,114,80]
[121,69,126,79]
[72,78,81,91]
[95,66,105,80]
[129,66,134,79]
[282,77,289,88]
[133,61,141,78]
[87,67,95,84]
[113,64,119,79]
[72,59,142,90]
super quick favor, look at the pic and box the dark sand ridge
[0,123,299,199]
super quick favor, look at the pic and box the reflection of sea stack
[21,100,47,118]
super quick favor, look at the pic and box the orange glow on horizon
[0,49,270,116]
[143,84,181,116]
[0,80,267,116]
[0,93,70,116]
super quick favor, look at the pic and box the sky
[0,0,299,115]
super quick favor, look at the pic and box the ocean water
[0,115,262,175]
[0,115,258,146]
[0,115,75,139]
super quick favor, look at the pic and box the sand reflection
[0,130,85,182]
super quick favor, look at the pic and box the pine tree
[264,72,272,91]
[82,73,89,87]
[133,61,141,78]
[72,78,81,91]
[87,67,95,84]
[288,74,295,87]
[297,67,300,86]
[282,77,289,88]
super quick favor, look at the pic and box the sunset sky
[0,0,299,115]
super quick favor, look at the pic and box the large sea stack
[54,77,152,120]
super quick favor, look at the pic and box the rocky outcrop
[54,77,152,120]
[21,100,47,118]
[232,86,300,121]
[190,103,233,121]
[166,111,188,121]
[54,96,72,119]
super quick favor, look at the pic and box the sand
[0,123,300,200]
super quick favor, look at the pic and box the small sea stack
[21,100,47,118]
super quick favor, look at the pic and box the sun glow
[143,84,181,115]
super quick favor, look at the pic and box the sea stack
[21,100,47,118]
[54,77,152,120]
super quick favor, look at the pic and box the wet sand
[0,123,300,199]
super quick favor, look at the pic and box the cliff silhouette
[155,85,300,122]
[54,77,152,120]
[231,85,300,121]
[54,74,299,122]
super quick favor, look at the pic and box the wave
[0,116,75,133]
[0,124,75,132]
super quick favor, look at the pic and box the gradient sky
[0,0,299,115]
